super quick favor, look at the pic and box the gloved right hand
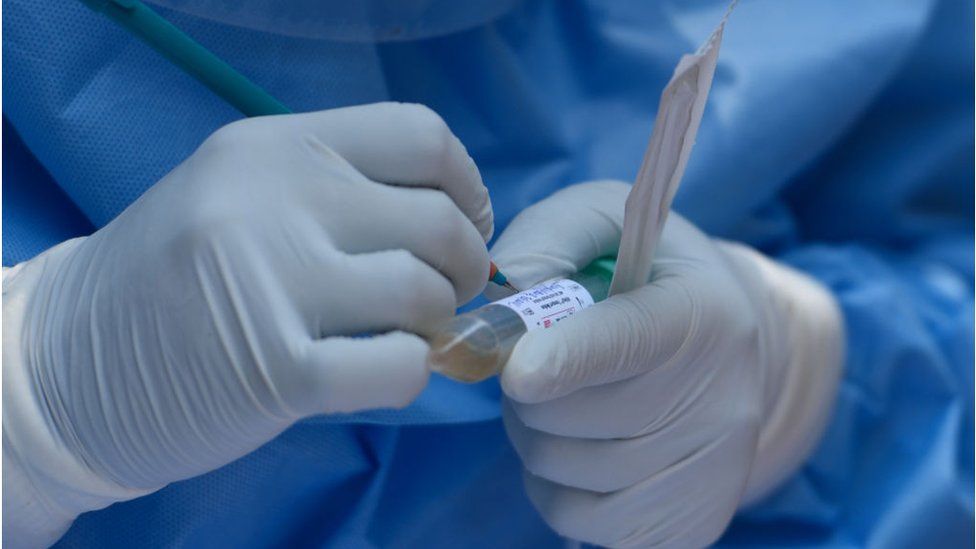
[2,103,493,548]
[490,181,844,547]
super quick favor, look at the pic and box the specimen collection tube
[428,257,616,383]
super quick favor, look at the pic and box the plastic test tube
[428,257,616,383]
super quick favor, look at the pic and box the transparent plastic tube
[428,257,616,383]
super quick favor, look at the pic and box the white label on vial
[495,279,595,331]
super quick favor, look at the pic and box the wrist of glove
[2,103,493,547]
[716,241,844,505]
[4,245,154,548]
[492,181,843,547]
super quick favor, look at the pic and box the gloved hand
[490,181,844,547]
[2,103,493,548]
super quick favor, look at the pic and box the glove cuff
[3,240,152,547]
[720,243,845,506]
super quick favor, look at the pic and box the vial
[428,257,616,383]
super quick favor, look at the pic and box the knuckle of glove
[531,493,594,542]
[392,102,456,165]
[700,278,762,364]
[422,191,470,248]
[555,179,631,205]
[394,251,455,328]
[199,117,271,158]
[530,488,620,547]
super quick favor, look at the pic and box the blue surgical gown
[3,0,973,546]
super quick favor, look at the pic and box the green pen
[78,0,516,289]
[79,0,289,117]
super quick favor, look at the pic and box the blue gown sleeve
[721,0,973,543]
[2,118,95,266]
[726,243,974,547]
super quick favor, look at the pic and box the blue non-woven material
[3,0,972,546]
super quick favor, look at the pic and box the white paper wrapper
[609,3,734,296]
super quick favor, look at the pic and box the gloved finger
[292,102,493,241]
[304,250,456,338]
[503,399,721,493]
[521,425,751,548]
[484,180,630,300]
[291,331,430,416]
[324,183,490,305]
[501,261,703,404]
[505,345,759,438]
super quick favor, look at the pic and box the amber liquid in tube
[428,257,615,383]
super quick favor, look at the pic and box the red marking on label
[540,307,575,324]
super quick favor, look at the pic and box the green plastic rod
[79,0,291,117]
[76,0,519,289]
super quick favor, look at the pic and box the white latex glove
[2,103,493,548]
[490,181,844,548]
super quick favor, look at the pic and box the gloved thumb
[485,180,629,300]
[501,277,695,403]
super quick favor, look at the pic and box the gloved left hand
[489,181,844,547]
[2,103,492,547]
